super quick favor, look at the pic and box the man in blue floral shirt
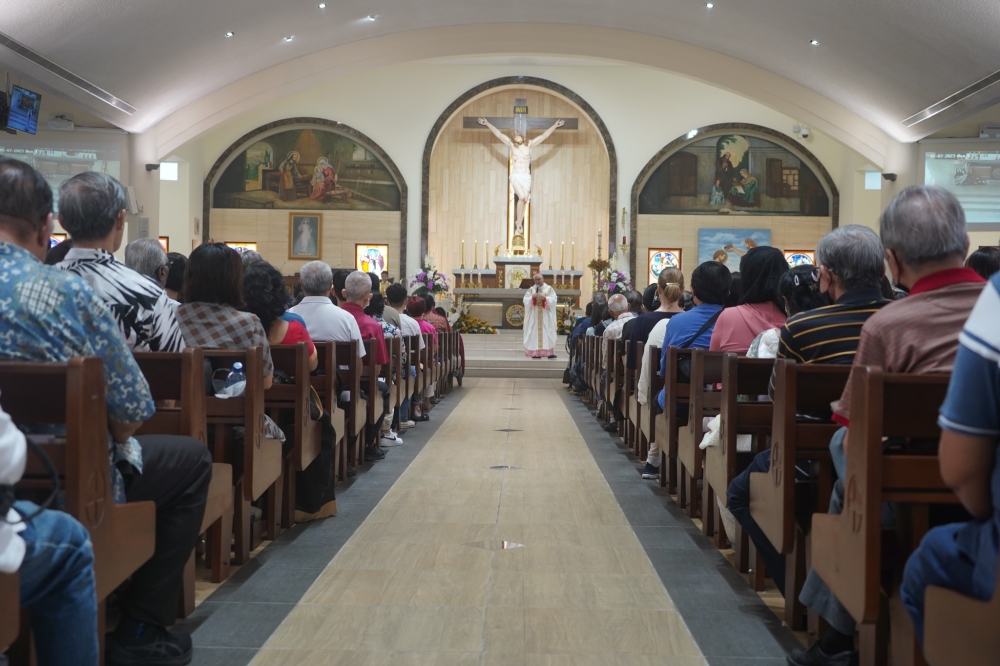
[0,159,210,666]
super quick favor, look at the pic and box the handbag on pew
[675,310,722,384]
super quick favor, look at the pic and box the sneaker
[364,446,386,461]
[106,625,193,666]
[398,420,416,430]
[641,463,660,480]
[786,642,858,666]
[381,431,404,446]
[603,422,619,433]
[547,355,557,359]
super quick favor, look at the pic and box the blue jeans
[16,500,98,666]
[901,518,997,644]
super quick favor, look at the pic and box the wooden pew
[702,354,774,549]
[0,573,18,654]
[335,340,366,471]
[381,336,402,421]
[641,345,663,477]
[609,339,625,435]
[749,359,850,627]
[203,347,281,564]
[676,349,725,517]
[924,560,1000,666]
[812,368,953,666]
[133,348,234,618]
[1,357,156,657]
[310,341,346,483]
[405,335,420,416]
[267,342,323,529]
[654,347,692,493]
[624,340,639,454]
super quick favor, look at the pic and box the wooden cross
[462,98,579,133]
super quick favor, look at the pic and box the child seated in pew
[901,270,1000,645]
[1,400,99,666]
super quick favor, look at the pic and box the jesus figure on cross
[478,116,565,235]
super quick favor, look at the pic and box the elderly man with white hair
[523,272,558,358]
[289,260,364,359]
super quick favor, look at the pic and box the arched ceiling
[3,0,998,155]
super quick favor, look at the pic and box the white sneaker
[398,420,416,430]
[381,431,404,446]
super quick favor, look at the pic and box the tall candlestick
[549,242,553,269]
[485,240,490,270]
[561,242,565,270]
[461,240,465,269]
[571,242,575,269]
[473,241,478,270]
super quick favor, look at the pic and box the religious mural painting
[639,133,829,217]
[213,128,400,211]
[697,228,772,267]
[648,248,681,283]
[226,241,258,254]
[784,250,815,268]
[288,214,322,260]
[356,244,388,273]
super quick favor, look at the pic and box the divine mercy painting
[639,133,829,217]
[213,128,400,211]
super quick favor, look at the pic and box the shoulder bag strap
[680,309,722,349]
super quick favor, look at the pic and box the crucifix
[464,99,578,255]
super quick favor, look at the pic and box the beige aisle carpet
[248,378,708,665]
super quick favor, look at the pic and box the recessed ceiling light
[318,2,326,7]
[366,14,378,20]
[810,39,819,46]
[225,31,234,37]
[283,35,294,42]
[706,3,714,8]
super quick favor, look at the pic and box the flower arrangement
[556,306,577,336]
[410,257,450,296]
[454,314,497,334]
[587,258,611,273]
[599,269,633,296]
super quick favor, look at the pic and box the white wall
[161,59,884,275]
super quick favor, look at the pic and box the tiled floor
[247,378,707,665]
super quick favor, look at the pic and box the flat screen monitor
[922,143,1000,231]
[7,85,41,135]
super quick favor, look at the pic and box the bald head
[608,293,628,317]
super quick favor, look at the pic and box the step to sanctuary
[462,329,569,379]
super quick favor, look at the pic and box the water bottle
[225,362,246,389]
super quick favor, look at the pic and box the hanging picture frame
[648,248,682,283]
[784,249,815,267]
[288,213,322,260]
[356,244,389,274]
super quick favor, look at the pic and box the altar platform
[463,329,568,379]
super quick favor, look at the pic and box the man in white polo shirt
[289,261,365,358]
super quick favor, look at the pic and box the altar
[452,261,584,329]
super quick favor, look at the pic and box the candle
[461,240,465,268]
[622,236,626,245]
[561,242,565,270]
[474,241,478,269]
[571,242,575,269]
[549,242,553,268]
[485,240,490,268]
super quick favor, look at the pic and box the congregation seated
[124,237,171,292]
[365,291,404,445]
[405,296,439,416]
[727,224,889,602]
[709,245,788,353]
[636,268,685,479]
[743,264,827,359]
[789,186,986,666]
[56,172,186,353]
[656,260,731,410]
[586,295,610,337]
[289,261,365,356]
[601,291,641,432]
[1,398,99,666]
[964,245,1000,280]
[175,242,274,390]
[242,261,318,372]
[0,158,212,664]
[164,251,186,304]
[386,282,426,425]
[901,269,1000,645]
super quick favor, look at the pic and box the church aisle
[246,378,708,665]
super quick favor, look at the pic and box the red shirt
[279,319,315,355]
[340,302,388,365]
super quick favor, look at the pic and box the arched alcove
[629,123,840,285]
[422,77,617,275]
[204,117,408,276]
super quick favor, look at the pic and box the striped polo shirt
[767,287,887,400]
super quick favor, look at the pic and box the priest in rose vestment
[523,273,558,359]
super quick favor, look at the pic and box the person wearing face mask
[724,224,889,617]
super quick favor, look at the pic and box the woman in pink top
[710,246,789,353]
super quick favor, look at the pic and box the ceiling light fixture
[225,31,234,37]
[809,39,819,46]
[283,35,294,42]
[366,14,378,20]
[318,2,326,7]
[706,3,714,8]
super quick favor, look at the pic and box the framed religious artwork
[226,242,258,255]
[49,233,67,249]
[158,236,169,252]
[698,228,772,267]
[648,248,682,282]
[356,244,388,274]
[784,249,815,268]
[288,213,322,260]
